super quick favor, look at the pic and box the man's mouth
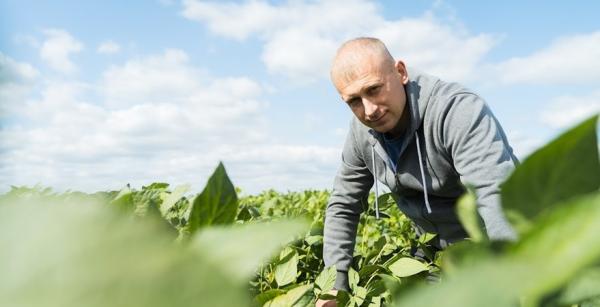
[368,112,386,124]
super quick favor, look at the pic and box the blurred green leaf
[558,266,600,305]
[254,289,286,306]
[440,241,494,276]
[501,115,600,226]
[110,186,134,211]
[456,187,486,242]
[0,203,248,307]
[264,284,313,307]
[394,192,600,307]
[192,219,308,282]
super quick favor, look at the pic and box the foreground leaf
[501,115,600,226]
[0,203,245,307]
[558,267,600,306]
[455,187,486,242]
[264,284,313,307]
[192,219,308,281]
[394,192,600,307]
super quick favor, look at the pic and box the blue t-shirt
[382,133,403,172]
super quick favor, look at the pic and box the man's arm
[441,94,518,241]
[324,124,374,291]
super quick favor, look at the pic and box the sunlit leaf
[388,258,428,278]
[185,162,238,235]
[501,115,600,227]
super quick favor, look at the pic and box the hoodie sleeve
[441,94,518,241]
[323,122,373,291]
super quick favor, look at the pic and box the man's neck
[385,105,410,139]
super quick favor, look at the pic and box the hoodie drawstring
[371,131,431,218]
[415,133,432,214]
[371,144,380,219]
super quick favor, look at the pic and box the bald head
[330,37,396,89]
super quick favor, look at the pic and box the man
[317,37,517,306]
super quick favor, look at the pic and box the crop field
[1,115,599,307]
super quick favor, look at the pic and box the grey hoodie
[323,68,518,290]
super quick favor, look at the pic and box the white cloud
[39,29,84,74]
[0,53,40,118]
[13,34,40,48]
[540,90,600,129]
[97,40,121,54]
[1,49,341,193]
[492,31,600,84]
[182,0,497,83]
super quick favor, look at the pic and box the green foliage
[455,186,486,242]
[0,202,307,307]
[184,162,239,235]
[501,115,600,229]
[2,115,598,307]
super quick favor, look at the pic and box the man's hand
[315,289,338,307]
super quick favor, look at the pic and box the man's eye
[367,85,381,95]
[347,98,361,107]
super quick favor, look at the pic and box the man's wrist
[333,270,349,291]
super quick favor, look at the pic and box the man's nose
[363,99,379,120]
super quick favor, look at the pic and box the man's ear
[395,60,409,85]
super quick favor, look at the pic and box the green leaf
[0,202,250,307]
[558,266,600,305]
[501,115,600,225]
[507,192,600,305]
[394,192,600,307]
[388,257,428,278]
[336,290,351,307]
[159,184,190,216]
[348,267,360,291]
[366,296,382,307]
[456,187,486,242]
[192,219,309,282]
[143,182,169,189]
[185,162,238,235]
[417,232,437,244]
[440,241,494,276]
[366,279,387,297]
[304,235,323,246]
[133,184,168,217]
[110,186,134,211]
[254,289,286,306]
[359,265,384,282]
[314,266,337,294]
[264,284,312,307]
[275,247,299,287]
[378,273,401,295]
[353,286,368,306]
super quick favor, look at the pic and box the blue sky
[1,0,599,194]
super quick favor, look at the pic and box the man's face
[334,58,409,135]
